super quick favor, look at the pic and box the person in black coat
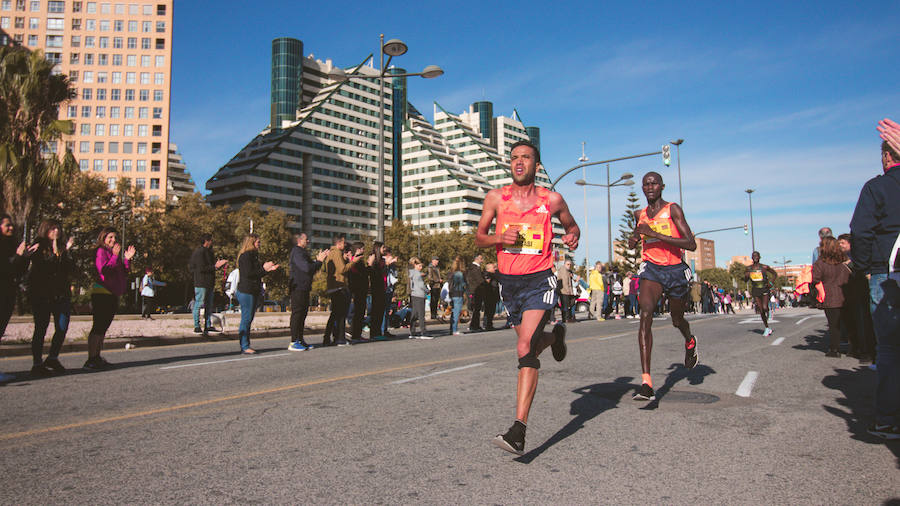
[26,220,75,376]
[188,233,228,335]
[465,254,486,332]
[235,234,279,354]
[288,232,327,350]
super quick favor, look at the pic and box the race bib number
[749,271,763,282]
[502,223,544,255]
[642,219,672,244]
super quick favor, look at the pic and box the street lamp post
[579,142,589,264]
[414,185,423,258]
[328,35,443,242]
[575,171,635,263]
[671,139,684,209]
[745,189,756,252]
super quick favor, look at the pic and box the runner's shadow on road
[515,377,634,464]
[821,366,900,469]
[639,363,717,410]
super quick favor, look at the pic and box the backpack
[612,280,623,295]
[225,268,239,299]
[449,271,466,296]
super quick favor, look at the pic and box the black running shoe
[633,383,656,401]
[43,357,66,373]
[30,364,53,377]
[685,335,699,369]
[551,323,567,362]
[867,423,900,440]
[493,421,526,455]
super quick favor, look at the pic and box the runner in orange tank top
[475,140,580,456]
[627,171,699,402]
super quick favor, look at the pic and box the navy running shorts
[638,261,691,299]
[496,269,558,326]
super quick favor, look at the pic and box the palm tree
[0,46,77,231]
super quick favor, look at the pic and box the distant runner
[744,251,778,336]
[475,140,580,455]
[628,172,699,402]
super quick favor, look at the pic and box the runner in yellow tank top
[627,171,699,402]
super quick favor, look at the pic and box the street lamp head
[420,65,444,79]
[671,139,684,146]
[575,179,587,186]
[383,38,408,57]
[623,179,635,186]
[327,67,348,82]
[745,188,755,195]
[620,172,634,180]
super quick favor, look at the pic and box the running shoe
[417,334,434,340]
[30,364,53,377]
[83,356,112,371]
[205,327,222,334]
[335,340,352,347]
[867,424,900,440]
[825,350,841,358]
[492,421,526,455]
[763,327,773,337]
[551,323,567,362]
[288,341,309,351]
[193,326,203,334]
[633,383,656,401]
[43,357,66,373]
[685,335,699,369]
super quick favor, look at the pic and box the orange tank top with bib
[495,185,554,275]
[638,202,683,266]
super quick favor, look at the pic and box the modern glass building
[388,67,407,221]
[471,100,494,143]
[270,37,302,131]
[526,126,541,152]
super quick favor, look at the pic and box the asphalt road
[1,308,897,504]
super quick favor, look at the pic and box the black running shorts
[638,261,691,299]
[496,269,558,326]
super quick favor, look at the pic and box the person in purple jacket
[85,227,135,370]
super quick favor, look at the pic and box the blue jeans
[382,288,394,335]
[235,290,257,351]
[451,296,464,333]
[870,273,900,426]
[31,298,71,364]
[193,287,215,330]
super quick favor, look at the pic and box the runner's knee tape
[518,355,540,370]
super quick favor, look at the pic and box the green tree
[728,261,749,292]
[614,191,642,273]
[698,267,734,289]
[0,47,77,229]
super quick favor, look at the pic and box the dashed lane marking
[159,353,291,370]
[771,337,785,346]
[391,363,485,384]
[736,371,759,397]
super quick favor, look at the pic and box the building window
[151,125,161,137]
[152,90,162,101]
[155,21,163,32]
[114,3,123,13]
[70,35,80,46]
[137,124,147,136]
[107,177,115,189]
[109,124,119,135]
[108,142,117,153]
[98,35,107,47]
[113,36,121,48]
[67,105,77,118]
[140,36,149,49]
[47,0,62,12]
[1,0,10,10]
[154,55,164,67]
[27,15,35,28]
[141,20,149,32]
[13,15,22,27]
[113,19,122,31]
[136,160,145,172]
[125,71,134,83]
[83,70,93,82]
[107,158,117,171]
[45,52,61,64]
[28,0,37,12]
[79,159,89,171]
[135,177,145,188]
[93,159,103,172]
[94,106,105,117]
[140,55,149,67]
[78,123,90,135]
[136,142,145,153]
[46,17,63,30]
[150,142,160,154]
[141,3,149,14]
[69,53,79,64]
[84,19,94,30]
[72,1,81,12]
[139,71,149,84]
[126,54,135,66]
[149,178,159,189]
[45,35,62,47]
[126,36,135,48]
[153,72,163,85]
[110,89,120,100]
[84,35,94,47]
[112,54,121,66]
[127,20,135,32]
[138,106,147,118]
[139,89,148,101]
[150,159,160,170]
[84,53,93,65]
[99,20,109,32]
[152,107,161,119]
[123,124,132,136]
[111,71,121,83]
[69,70,79,82]
[122,142,131,153]
[124,106,133,118]
[94,123,104,135]
[122,159,131,171]
[156,3,164,15]
[81,106,91,117]
[96,71,106,82]
[109,106,119,118]
[27,34,38,46]
[155,38,164,50]
[97,53,107,65]
[124,89,134,101]
[79,141,89,153]
[93,141,103,153]
[95,88,105,100]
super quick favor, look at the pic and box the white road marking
[795,315,825,325]
[736,371,759,397]
[771,337,785,346]
[738,318,780,324]
[160,353,291,370]
[392,362,485,385]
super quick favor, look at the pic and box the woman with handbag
[812,236,851,357]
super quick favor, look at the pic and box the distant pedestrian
[0,214,28,382]
[86,227,135,370]
[408,257,429,339]
[812,237,851,357]
[483,262,500,329]
[288,232,327,351]
[235,234,279,354]
[140,267,166,319]
[26,220,74,376]
[448,255,467,335]
[323,235,353,347]
[466,254,485,332]
[558,259,576,322]
[426,257,443,320]
[589,262,605,321]
[381,246,398,338]
[367,242,387,340]
[189,234,228,335]
[346,241,369,341]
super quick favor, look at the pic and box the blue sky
[169,0,900,268]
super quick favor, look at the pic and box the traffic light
[743,224,749,235]
[662,145,671,166]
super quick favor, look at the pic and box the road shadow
[821,366,900,470]
[640,362,717,410]
[515,377,634,464]
[792,329,829,354]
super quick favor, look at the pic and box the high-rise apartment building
[0,0,174,202]
[684,237,716,272]
[166,142,195,202]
